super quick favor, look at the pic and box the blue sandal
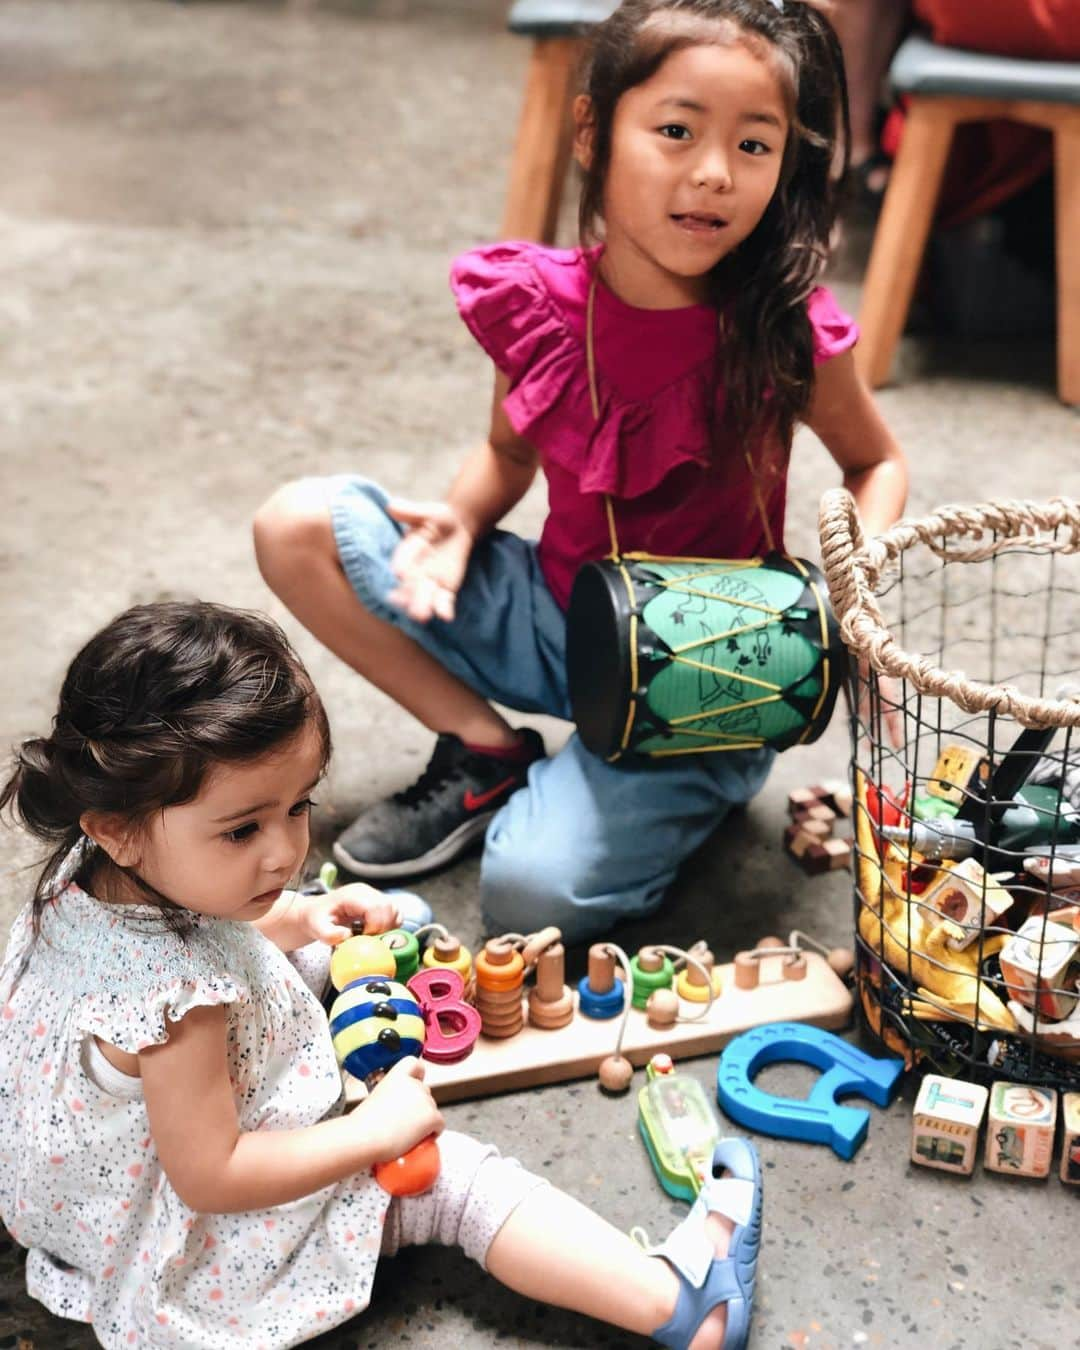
[648,1138,762,1350]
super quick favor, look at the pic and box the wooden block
[911,1074,988,1175]
[783,825,817,858]
[788,786,821,816]
[999,918,1079,1020]
[1061,1093,1080,1184]
[925,745,989,807]
[784,821,830,854]
[796,803,837,827]
[821,837,852,871]
[798,842,833,876]
[920,858,1014,952]
[984,1081,1057,1178]
[820,779,853,818]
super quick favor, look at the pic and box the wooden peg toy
[1060,1093,1080,1184]
[528,942,575,1030]
[675,946,723,1002]
[911,1075,988,1175]
[578,944,626,1019]
[474,940,526,1039]
[379,929,421,982]
[985,1081,1057,1178]
[630,947,675,1009]
[343,929,852,1106]
[422,934,474,983]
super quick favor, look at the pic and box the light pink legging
[379,1129,548,1269]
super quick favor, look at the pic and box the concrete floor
[1,2,1078,1346]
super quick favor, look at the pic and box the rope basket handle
[818,488,1080,729]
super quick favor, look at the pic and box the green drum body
[567,553,847,761]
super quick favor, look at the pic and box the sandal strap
[651,1256,745,1349]
[648,1177,755,1288]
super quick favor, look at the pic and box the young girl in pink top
[254,0,908,944]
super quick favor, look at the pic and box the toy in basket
[567,552,847,761]
[819,488,1080,1090]
[340,926,855,1105]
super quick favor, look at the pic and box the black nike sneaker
[332,730,545,879]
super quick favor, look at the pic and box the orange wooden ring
[475,946,526,992]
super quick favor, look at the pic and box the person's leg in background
[480,735,775,946]
[254,475,561,879]
[829,0,911,195]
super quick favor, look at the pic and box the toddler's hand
[304,884,401,945]
[359,1057,445,1162]
[387,499,474,624]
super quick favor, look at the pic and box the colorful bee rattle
[328,931,481,1196]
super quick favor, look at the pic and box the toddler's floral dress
[0,868,392,1349]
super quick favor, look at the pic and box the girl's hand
[387,499,474,623]
[359,1057,445,1162]
[304,883,401,946]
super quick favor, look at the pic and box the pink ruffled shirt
[450,241,858,610]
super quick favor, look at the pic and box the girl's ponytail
[0,733,87,932]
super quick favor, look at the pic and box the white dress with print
[0,879,392,1349]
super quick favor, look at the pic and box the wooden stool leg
[501,37,583,244]
[856,98,958,390]
[1054,114,1080,406]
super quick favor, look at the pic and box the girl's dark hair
[0,601,331,935]
[578,0,849,459]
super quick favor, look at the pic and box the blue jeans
[330,476,774,945]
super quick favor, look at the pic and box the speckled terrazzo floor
[1,2,1078,1347]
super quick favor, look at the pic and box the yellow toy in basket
[854,770,1015,1033]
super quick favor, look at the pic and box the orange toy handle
[373,1134,441,1197]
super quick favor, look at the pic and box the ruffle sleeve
[808,286,859,364]
[450,246,859,500]
[33,887,253,1055]
[72,958,249,1056]
[450,241,713,499]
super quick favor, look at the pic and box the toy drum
[566,553,847,761]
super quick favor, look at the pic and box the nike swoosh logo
[463,776,520,811]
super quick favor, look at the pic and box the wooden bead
[827,946,856,979]
[646,987,679,1028]
[758,935,785,949]
[598,1054,634,1093]
[330,934,397,991]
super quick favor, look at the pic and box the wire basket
[819,490,1080,1090]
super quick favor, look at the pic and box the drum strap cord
[585,273,776,558]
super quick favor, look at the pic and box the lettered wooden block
[1061,1093,1080,1185]
[919,858,1014,951]
[925,745,989,807]
[911,1075,988,1175]
[984,1081,1057,1178]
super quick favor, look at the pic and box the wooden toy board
[344,950,852,1105]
